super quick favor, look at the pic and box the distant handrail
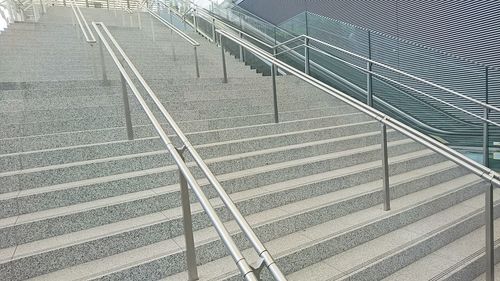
[217,29,500,186]
[275,34,500,115]
[273,38,497,131]
[147,6,200,46]
[198,7,275,48]
[70,0,96,43]
[147,6,201,77]
[181,1,499,125]
[161,0,274,49]
[91,21,286,281]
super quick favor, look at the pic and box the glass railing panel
[487,68,500,169]
[278,11,306,36]
[212,4,500,167]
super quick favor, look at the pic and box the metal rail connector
[91,21,276,281]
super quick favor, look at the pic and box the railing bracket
[250,257,266,280]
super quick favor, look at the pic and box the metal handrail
[91,21,286,281]
[198,7,499,129]
[146,6,200,77]
[198,7,275,48]
[308,55,461,136]
[275,34,500,115]
[70,0,96,43]
[300,43,500,128]
[147,6,199,46]
[217,29,500,186]
[217,28,499,281]
[91,21,258,281]
[164,0,274,49]
[182,2,499,128]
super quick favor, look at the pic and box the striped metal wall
[238,0,500,69]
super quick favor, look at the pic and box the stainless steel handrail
[217,29,500,186]
[182,3,498,127]
[218,29,498,280]
[147,6,199,45]
[91,21,259,281]
[275,34,500,114]
[91,21,286,281]
[194,8,499,129]
[197,5,275,48]
[165,0,274,49]
[146,6,200,77]
[301,43,500,128]
[70,0,96,43]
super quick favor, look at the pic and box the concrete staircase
[0,6,499,281]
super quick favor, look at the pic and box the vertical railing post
[150,15,155,41]
[33,2,39,21]
[271,47,279,123]
[221,36,228,83]
[238,32,244,62]
[484,66,494,281]
[484,67,490,168]
[367,30,373,107]
[304,37,310,75]
[40,0,46,14]
[119,73,134,140]
[177,147,199,281]
[194,46,200,78]
[212,18,216,42]
[121,5,125,26]
[193,7,198,33]
[98,39,108,83]
[71,8,75,26]
[170,28,176,60]
[6,0,15,22]
[381,122,390,211]
[486,182,495,281]
[137,12,142,30]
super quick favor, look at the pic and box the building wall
[237,0,500,68]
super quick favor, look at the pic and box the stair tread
[0,141,425,229]
[0,159,458,263]
[22,171,481,281]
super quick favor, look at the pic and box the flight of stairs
[0,6,499,281]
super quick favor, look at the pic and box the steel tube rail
[275,37,500,130]
[70,0,96,43]
[276,34,500,114]
[92,21,259,281]
[275,43,305,57]
[147,7,200,77]
[189,4,274,49]
[217,29,500,187]
[154,0,213,41]
[304,52,458,136]
[158,0,196,29]
[98,21,286,281]
[147,7,199,45]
